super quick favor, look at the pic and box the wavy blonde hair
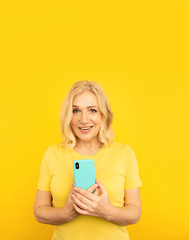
[59,80,115,148]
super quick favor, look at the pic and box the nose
[79,111,89,124]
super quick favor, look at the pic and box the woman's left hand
[72,179,113,219]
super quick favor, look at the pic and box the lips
[79,126,93,129]
[78,126,93,134]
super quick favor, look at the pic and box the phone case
[73,159,95,190]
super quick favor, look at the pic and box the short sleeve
[124,147,142,190]
[37,147,52,191]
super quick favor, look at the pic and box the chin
[78,136,95,141]
[76,134,98,141]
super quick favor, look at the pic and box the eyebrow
[72,105,98,108]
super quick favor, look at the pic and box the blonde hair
[59,80,115,148]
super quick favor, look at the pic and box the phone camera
[75,162,79,169]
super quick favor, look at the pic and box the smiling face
[71,91,102,144]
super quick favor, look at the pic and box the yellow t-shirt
[37,140,142,240]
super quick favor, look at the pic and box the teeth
[79,126,93,130]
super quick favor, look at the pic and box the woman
[34,80,142,240]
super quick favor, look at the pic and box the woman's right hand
[63,182,99,222]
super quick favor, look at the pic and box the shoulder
[42,143,62,157]
[43,142,71,157]
[110,140,135,155]
[40,143,64,167]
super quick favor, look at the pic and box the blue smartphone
[73,159,95,191]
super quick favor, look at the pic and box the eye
[73,109,79,113]
[90,109,97,113]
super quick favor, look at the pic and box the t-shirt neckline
[70,143,106,159]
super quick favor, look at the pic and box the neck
[75,139,103,150]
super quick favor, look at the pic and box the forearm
[105,204,141,226]
[34,206,69,225]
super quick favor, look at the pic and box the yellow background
[0,1,189,239]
